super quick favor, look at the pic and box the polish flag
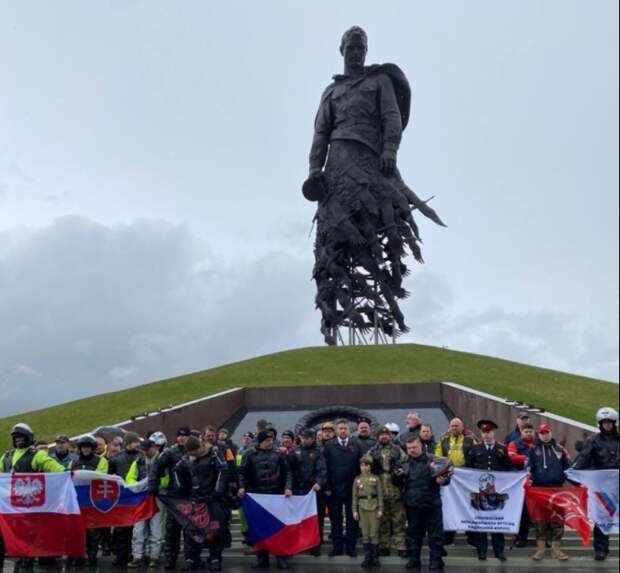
[243,490,320,556]
[0,472,86,557]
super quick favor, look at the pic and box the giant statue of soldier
[305,26,445,344]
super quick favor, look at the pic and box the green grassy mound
[1,344,617,450]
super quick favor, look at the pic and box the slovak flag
[0,472,86,557]
[72,470,158,528]
[242,490,320,556]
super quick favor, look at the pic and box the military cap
[360,454,373,465]
[477,420,498,432]
[176,426,191,437]
[321,422,335,431]
[218,427,230,435]
[358,416,372,425]
[377,425,392,436]
[243,431,255,439]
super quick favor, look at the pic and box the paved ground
[2,559,617,572]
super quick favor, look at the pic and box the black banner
[158,495,231,544]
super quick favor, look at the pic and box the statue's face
[342,36,366,69]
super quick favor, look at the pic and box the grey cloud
[0,216,319,416]
[0,217,616,418]
[402,272,619,382]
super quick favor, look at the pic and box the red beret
[538,423,552,433]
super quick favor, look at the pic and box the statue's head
[340,26,367,70]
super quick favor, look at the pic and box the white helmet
[11,423,34,438]
[150,431,167,447]
[385,422,400,434]
[596,407,619,424]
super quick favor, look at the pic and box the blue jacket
[504,427,522,446]
[527,440,570,487]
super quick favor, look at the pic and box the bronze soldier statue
[305,26,445,344]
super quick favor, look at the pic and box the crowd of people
[0,406,618,572]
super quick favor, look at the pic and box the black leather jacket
[239,447,292,494]
[393,452,446,508]
[573,429,619,470]
[108,449,139,480]
[288,445,327,494]
[176,447,228,500]
[148,443,186,494]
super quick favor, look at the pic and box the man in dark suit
[323,419,362,557]
[465,420,512,562]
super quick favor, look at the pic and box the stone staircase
[225,511,618,569]
[2,513,616,571]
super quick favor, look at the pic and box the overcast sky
[1,1,618,416]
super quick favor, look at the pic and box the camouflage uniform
[369,441,407,552]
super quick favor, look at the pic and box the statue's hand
[380,150,397,177]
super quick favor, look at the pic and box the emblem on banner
[90,478,121,513]
[470,473,509,511]
[11,474,46,508]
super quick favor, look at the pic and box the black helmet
[77,434,98,449]
[11,423,34,446]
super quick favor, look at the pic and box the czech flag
[72,470,158,528]
[243,491,319,556]
[0,472,86,557]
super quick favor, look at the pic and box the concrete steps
[225,513,620,568]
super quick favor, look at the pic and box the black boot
[594,551,607,561]
[371,544,381,567]
[208,548,222,572]
[429,558,445,571]
[361,544,372,568]
[405,553,421,569]
[252,552,270,569]
[379,547,390,557]
[180,559,204,571]
[328,545,343,557]
[276,556,289,570]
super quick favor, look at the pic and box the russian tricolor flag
[72,470,158,528]
[243,491,320,556]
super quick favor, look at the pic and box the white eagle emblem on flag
[11,474,46,507]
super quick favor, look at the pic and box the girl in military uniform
[353,455,384,567]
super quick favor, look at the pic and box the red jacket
[508,437,535,469]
